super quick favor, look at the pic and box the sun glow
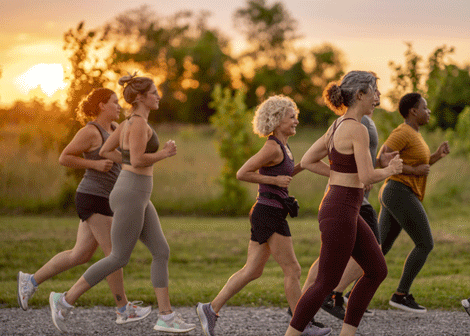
[14,63,67,97]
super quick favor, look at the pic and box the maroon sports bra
[328,118,358,174]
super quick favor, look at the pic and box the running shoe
[389,293,427,313]
[49,292,73,333]
[196,302,218,336]
[301,321,332,336]
[321,291,345,320]
[115,301,152,324]
[17,271,37,311]
[287,307,328,328]
[343,291,375,317]
[461,298,470,316]
[153,312,196,333]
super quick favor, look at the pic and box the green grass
[2,215,470,310]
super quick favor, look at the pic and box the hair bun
[327,83,343,108]
[118,71,138,86]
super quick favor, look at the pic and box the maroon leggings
[290,185,387,330]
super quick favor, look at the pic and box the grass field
[2,215,470,311]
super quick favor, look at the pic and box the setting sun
[14,63,67,97]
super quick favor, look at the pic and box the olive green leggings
[379,180,434,294]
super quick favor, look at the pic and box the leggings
[83,170,170,288]
[290,185,387,330]
[378,179,434,294]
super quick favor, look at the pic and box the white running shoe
[115,301,152,324]
[462,298,470,316]
[154,312,196,333]
[49,292,73,333]
[17,271,37,311]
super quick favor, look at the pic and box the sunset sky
[1,0,469,110]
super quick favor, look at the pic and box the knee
[418,240,434,255]
[153,242,170,262]
[283,262,301,281]
[244,266,264,281]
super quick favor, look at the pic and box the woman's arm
[378,144,429,175]
[236,140,291,188]
[60,126,114,172]
[99,122,123,164]
[430,141,450,165]
[300,133,330,177]
[354,126,402,185]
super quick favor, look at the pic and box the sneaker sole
[196,303,211,336]
[115,307,152,324]
[153,325,196,333]
[389,300,427,313]
[17,272,28,311]
[49,292,67,333]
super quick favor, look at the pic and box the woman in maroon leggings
[285,71,403,336]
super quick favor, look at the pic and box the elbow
[58,154,67,167]
[236,170,243,181]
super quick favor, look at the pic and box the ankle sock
[117,305,127,313]
[30,275,38,287]
[61,295,74,308]
[160,312,175,321]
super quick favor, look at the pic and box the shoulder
[76,123,101,140]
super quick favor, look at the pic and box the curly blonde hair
[252,95,299,137]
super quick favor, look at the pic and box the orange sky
[1,0,469,111]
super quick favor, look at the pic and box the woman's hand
[274,175,293,188]
[93,159,114,172]
[437,141,450,158]
[162,140,177,158]
[387,154,403,175]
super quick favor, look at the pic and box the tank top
[121,115,160,166]
[328,118,358,174]
[76,122,121,198]
[257,135,294,209]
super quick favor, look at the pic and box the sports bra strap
[328,118,357,150]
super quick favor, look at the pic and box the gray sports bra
[121,115,159,165]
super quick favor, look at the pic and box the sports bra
[121,114,159,166]
[328,118,358,174]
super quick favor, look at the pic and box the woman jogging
[286,71,403,336]
[196,95,331,336]
[48,74,195,334]
[17,88,150,324]
[378,92,450,313]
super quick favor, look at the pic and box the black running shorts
[249,202,291,244]
[75,192,113,221]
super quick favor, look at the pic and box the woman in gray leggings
[49,74,195,334]
[378,92,450,313]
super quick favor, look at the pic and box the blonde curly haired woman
[196,95,332,336]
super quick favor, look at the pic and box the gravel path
[2,306,469,335]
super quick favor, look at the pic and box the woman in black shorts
[17,88,150,324]
[196,95,332,336]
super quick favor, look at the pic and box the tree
[110,7,233,123]
[233,0,301,69]
[210,85,259,214]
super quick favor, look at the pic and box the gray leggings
[378,180,434,294]
[83,170,170,288]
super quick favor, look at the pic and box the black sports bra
[328,118,358,174]
[121,115,159,165]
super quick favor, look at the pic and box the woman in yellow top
[378,92,450,313]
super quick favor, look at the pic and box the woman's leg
[86,213,128,308]
[267,233,302,312]
[344,216,387,327]
[33,220,98,284]
[381,185,433,294]
[65,187,148,305]
[211,240,271,313]
[137,201,171,313]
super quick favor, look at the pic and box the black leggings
[290,185,387,330]
[379,180,434,294]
